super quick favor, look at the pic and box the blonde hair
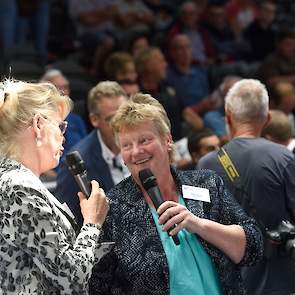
[0,79,72,157]
[87,81,126,114]
[111,93,175,161]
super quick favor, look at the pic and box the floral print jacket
[0,157,102,295]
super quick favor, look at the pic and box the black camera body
[265,220,295,259]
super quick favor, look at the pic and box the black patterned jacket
[90,168,263,295]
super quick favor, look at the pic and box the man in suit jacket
[56,81,128,226]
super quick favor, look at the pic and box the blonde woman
[0,80,109,294]
[89,93,263,295]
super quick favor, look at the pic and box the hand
[157,201,202,235]
[78,180,109,226]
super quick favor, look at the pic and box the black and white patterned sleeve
[1,185,101,294]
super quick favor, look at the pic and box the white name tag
[182,185,211,203]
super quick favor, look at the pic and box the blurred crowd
[0,0,295,174]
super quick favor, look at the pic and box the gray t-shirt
[199,137,295,295]
[198,137,295,230]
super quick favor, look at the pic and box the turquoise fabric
[151,197,223,295]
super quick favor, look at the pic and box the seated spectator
[177,128,220,170]
[166,34,227,137]
[199,75,241,141]
[188,128,220,162]
[226,0,258,40]
[104,51,139,96]
[115,0,154,43]
[56,81,129,227]
[127,31,151,58]
[258,29,295,86]
[68,0,118,75]
[135,46,186,140]
[268,81,295,135]
[104,51,138,83]
[166,34,210,107]
[262,109,295,153]
[204,2,241,63]
[167,1,215,65]
[40,69,88,163]
[242,0,277,62]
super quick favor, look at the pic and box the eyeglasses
[42,115,68,135]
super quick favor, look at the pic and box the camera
[265,220,295,259]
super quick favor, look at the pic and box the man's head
[104,52,138,83]
[275,29,295,58]
[88,81,127,151]
[179,1,200,29]
[40,69,70,96]
[169,34,192,68]
[135,47,167,83]
[188,128,220,163]
[225,79,270,137]
[261,110,293,145]
[269,81,295,114]
[258,0,277,27]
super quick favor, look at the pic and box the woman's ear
[32,114,43,146]
[166,134,173,151]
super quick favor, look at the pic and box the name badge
[182,185,211,203]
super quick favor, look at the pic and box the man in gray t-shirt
[198,79,295,295]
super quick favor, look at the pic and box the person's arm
[182,107,204,130]
[158,201,246,263]
[2,183,108,293]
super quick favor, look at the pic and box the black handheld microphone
[65,151,91,198]
[139,168,180,245]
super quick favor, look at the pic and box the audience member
[262,109,295,153]
[127,31,151,58]
[56,81,129,227]
[198,79,295,295]
[226,0,258,40]
[104,51,138,83]
[115,0,154,43]
[204,2,241,63]
[167,1,215,64]
[135,46,185,140]
[192,74,241,141]
[258,29,295,86]
[269,81,295,135]
[187,128,220,168]
[68,0,118,74]
[242,0,277,62]
[40,69,88,164]
[0,79,109,293]
[166,34,225,137]
[166,34,210,108]
[89,92,263,295]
